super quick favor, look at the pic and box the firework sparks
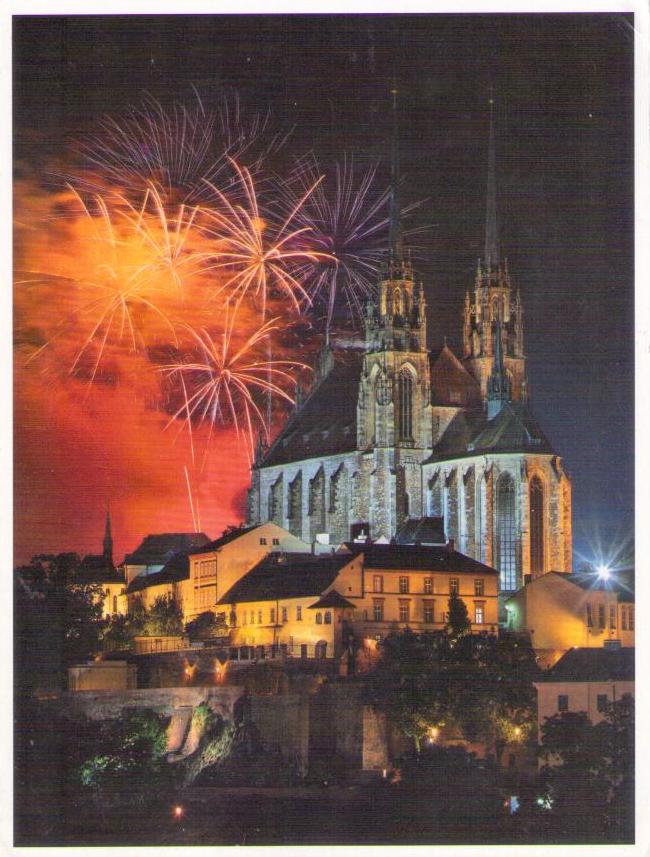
[159,312,309,462]
[199,158,329,317]
[73,90,289,204]
[284,154,392,333]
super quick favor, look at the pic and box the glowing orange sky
[13,170,312,565]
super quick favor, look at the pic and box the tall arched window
[495,472,518,591]
[529,476,545,575]
[398,369,414,441]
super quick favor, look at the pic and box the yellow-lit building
[505,571,635,667]
[217,541,499,661]
[76,511,127,617]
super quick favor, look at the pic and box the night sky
[13,14,634,568]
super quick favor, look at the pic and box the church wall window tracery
[529,475,545,575]
[495,472,518,590]
[398,368,414,441]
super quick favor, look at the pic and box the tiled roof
[122,532,210,566]
[126,551,190,594]
[537,647,635,682]
[307,589,356,610]
[561,572,635,602]
[217,552,354,604]
[346,543,498,575]
[259,350,364,467]
[429,345,482,407]
[426,401,556,462]
[188,525,257,555]
[395,516,446,545]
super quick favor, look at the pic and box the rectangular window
[424,577,433,594]
[270,608,276,624]
[260,537,267,545]
[250,610,255,624]
[373,600,384,622]
[373,575,384,593]
[423,600,434,623]
[558,694,569,712]
[399,576,409,594]
[449,578,459,596]
[474,603,484,625]
[399,600,410,623]
[609,606,616,629]
[586,604,593,627]
[281,607,288,623]
[598,605,605,628]
[258,610,262,624]
[629,606,634,630]
[272,538,280,546]
[597,694,609,713]
[474,579,485,596]
[296,605,302,621]
[621,607,627,630]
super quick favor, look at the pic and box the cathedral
[247,101,572,594]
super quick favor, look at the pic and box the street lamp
[596,564,611,580]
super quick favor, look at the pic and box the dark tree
[445,591,471,642]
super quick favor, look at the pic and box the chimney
[447,538,455,553]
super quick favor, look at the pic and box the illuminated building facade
[248,104,572,595]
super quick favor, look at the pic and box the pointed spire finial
[103,503,114,567]
[485,90,499,273]
[388,78,404,261]
[487,320,511,419]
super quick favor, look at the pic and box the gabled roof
[537,647,635,683]
[429,345,482,408]
[345,543,498,575]
[307,589,356,610]
[426,401,555,462]
[260,349,364,467]
[122,532,210,566]
[395,516,446,545]
[126,551,190,594]
[217,552,354,604]
[188,525,257,555]
[507,571,635,604]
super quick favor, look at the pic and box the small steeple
[487,320,511,420]
[103,505,113,567]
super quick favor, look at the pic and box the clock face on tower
[376,374,392,405]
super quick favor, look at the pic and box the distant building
[76,509,126,617]
[505,571,635,667]
[534,646,634,744]
[121,532,210,586]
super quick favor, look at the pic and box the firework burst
[199,158,329,317]
[159,312,308,463]
[74,90,289,204]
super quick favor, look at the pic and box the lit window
[399,600,410,623]
[282,607,288,623]
[260,537,267,545]
[375,634,382,643]
[597,694,608,713]
[270,608,276,624]
[399,576,409,594]
[316,612,323,625]
[373,600,384,622]
[250,610,255,624]
[324,611,332,624]
[449,578,459,596]
[598,605,605,628]
[609,606,616,629]
[496,472,518,590]
[474,579,484,596]
[558,694,569,712]
[424,577,433,594]
[586,604,593,628]
[474,604,484,624]
[423,601,434,623]
[258,610,262,624]
[373,575,384,593]
[621,607,627,630]
[296,605,302,621]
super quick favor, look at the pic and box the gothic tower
[357,84,432,537]
[103,505,114,567]
[463,99,527,405]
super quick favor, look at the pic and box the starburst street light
[596,564,611,580]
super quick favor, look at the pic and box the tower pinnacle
[103,504,114,567]
[487,320,511,419]
[388,80,404,260]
